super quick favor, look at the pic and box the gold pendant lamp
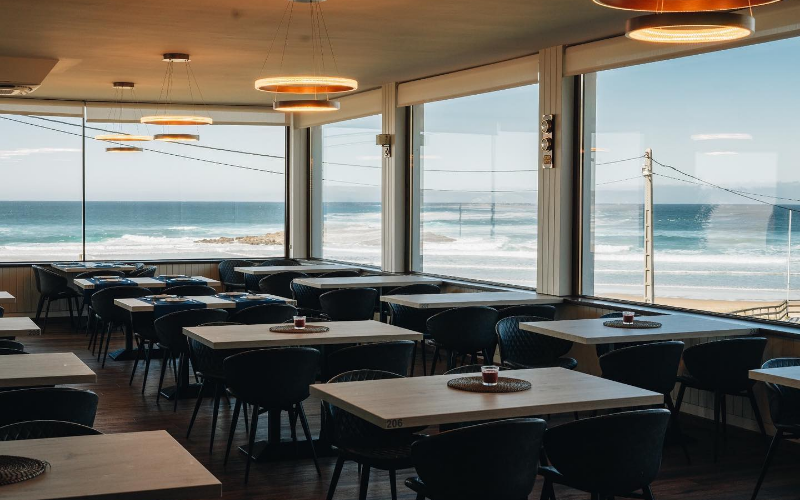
[95,82,152,152]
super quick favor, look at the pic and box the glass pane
[413,85,539,286]
[582,37,800,323]
[320,115,382,266]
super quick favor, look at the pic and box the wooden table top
[51,263,136,273]
[0,352,96,388]
[0,430,221,500]
[0,291,15,303]
[519,314,754,344]
[380,291,563,309]
[74,276,221,290]
[183,320,423,349]
[293,275,442,290]
[234,264,358,276]
[114,294,294,313]
[310,367,662,429]
[750,366,800,390]
[0,316,41,335]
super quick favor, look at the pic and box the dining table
[74,276,221,291]
[750,366,800,390]
[380,290,563,309]
[292,275,442,290]
[0,352,96,389]
[234,263,359,276]
[0,291,15,303]
[51,262,136,273]
[0,316,41,336]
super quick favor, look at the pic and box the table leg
[159,351,202,401]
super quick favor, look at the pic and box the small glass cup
[622,311,635,324]
[293,316,307,329]
[481,366,500,386]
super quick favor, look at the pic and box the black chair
[129,265,158,278]
[320,288,379,321]
[123,262,146,277]
[326,341,415,379]
[426,307,499,374]
[218,259,253,292]
[751,357,800,500]
[0,348,27,355]
[385,284,441,374]
[74,269,126,327]
[595,312,653,356]
[0,388,99,427]
[0,420,102,441]
[32,265,80,334]
[228,303,298,325]
[0,339,24,351]
[539,409,671,500]
[0,305,4,318]
[320,269,361,278]
[90,286,150,368]
[599,341,689,462]
[442,364,509,375]
[497,304,557,321]
[258,271,309,299]
[154,309,229,410]
[675,336,767,461]
[129,308,160,394]
[325,369,424,500]
[496,315,576,370]
[162,284,218,296]
[406,418,547,500]
[292,282,326,315]
[245,259,301,292]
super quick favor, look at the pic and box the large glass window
[581,36,800,323]
[319,115,382,266]
[411,85,539,286]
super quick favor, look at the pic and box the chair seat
[505,357,578,370]
[677,374,754,394]
[336,438,419,469]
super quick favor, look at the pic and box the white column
[381,83,408,273]
[287,118,309,259]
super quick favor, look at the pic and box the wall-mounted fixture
[376,133,393,158]
[541,114,555,169]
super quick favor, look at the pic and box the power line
[595,155,645,166]
[322,161,538,173]
[597,175,641,186]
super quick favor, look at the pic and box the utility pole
[788,210,793,301]
[643,148,654,304]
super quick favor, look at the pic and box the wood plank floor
[13,319,800,500]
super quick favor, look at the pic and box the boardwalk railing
[730,300,800,322]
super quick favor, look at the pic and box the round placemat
[0,455,49,486]
[603,319,662,329]
[447,376,532,393]
[269,325,330,334]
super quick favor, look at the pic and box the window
[581,36,800,324]
[411,85,539,286]
[318,115,382,266]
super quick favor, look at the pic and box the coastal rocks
[196,231,284,245]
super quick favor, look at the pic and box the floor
[13,319,800,500]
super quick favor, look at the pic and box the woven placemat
[447,376,532,393]
[269,325,330,334]
[0,455,49,486]
[603,320,662,329]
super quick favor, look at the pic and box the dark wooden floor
[15,319,800,500]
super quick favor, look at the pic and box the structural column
[287,117,310,259]
[381,83,408,273]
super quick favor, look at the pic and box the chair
[388,305,441,377]
[162,284,218,296]
[223,347,321,483]
[0,420,102,441]
[74,269,126,327]
[292,282,326,315]
[0,339,24,351]
[245,258,301,292]
[326,341,415,379]
[751,358,800,500]
[406,418,547,500]
[442,364,509,375]
[0,348,27,355]
[218,259,253,291]
[0,388,99,427]
[0,305,3,318]
[154,309,229,410]
[258,271,309,299]
[599,341,689,462]
[228,303,298,325]
[675,336,767,461]
[320,288,379,321]
[595,312,652,356]
[496,315,577,370]
[539,409,671,500]
[129,265,158,278]
[497,304,557,321]
[123,262,146,276]
[32,265,80,334]
[426,307,499,374]
[320,269,361,278]
[90,286,150,368]
[325,369,425,500]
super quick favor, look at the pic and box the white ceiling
[0,0,634,106]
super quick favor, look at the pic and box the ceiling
[0,0,634,106]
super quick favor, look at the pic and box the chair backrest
[600,312,625,319]
[386,283,441,296]
[290,282,325,311]
[320,288,379,321]
[427,306,499,354]
[162,284,218,296]
[33,265,68,294]
[326,341,415,379]
[245,260,301,291]
[443,364,509,375]
[91,286,150,324]
[124,263,146,276]
[682,336,767,392]
[154,308,229,352]
[130,265,158,278]
[223,347,320,408]
[0,388,99,427]
[189,322,245,378]
[544,409,671,496]
[259,258,301,267]
[258,271,309,298]
[411,419,546,500]
[496,315,573,368]
[75,270,126,279]
[218,259,253,287]
[760,358,800,427]
[320,269,361,278]
[0,420,102,441]
[497,304,557,321]
[388,303,437,334]
[228,303,298,325]
[0,339,24,351]
[599,341,684,395]
[0,348,27,355]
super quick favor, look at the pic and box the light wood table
[0,352,96,388]
[75,276,221,290]
[51,262,135,273]
[114,293,293,313]
[0,291,15,303]
[293,275,442,290]
[750,366,800,389]
[380,291,562,309]
[311,367,662,429]
[520,314,754,344]
[0,316,41,336]
[234,263,358,276]
[0,430,221,500]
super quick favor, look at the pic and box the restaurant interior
[2,0,800,499]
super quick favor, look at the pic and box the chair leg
[156,348,170,404]
[410,342,417,377]
[539,478,555,500]
[747,387,767,437]
[420,340,428,376]
[142,340,153,394]
[751,429,783,500]
[326,455,346,500]
[224,399,242,466]
[210,382,223,454]
[129,336,144,386]
[389,469,398,500]
[187,379,207,439]
[675,383,687,412]
[42,297,51,335]
[243,403,249,435]
[642,485,656,500]
[430,346,439,375]
[67,295,75,328]
[297,402,321,476]
[665,395,691,465]
[173,353,183,413]
[358,465,371,500]
[288,407,298,442]
[101,323,113,368]
[35,295,45,321]
[244,403,259,484]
